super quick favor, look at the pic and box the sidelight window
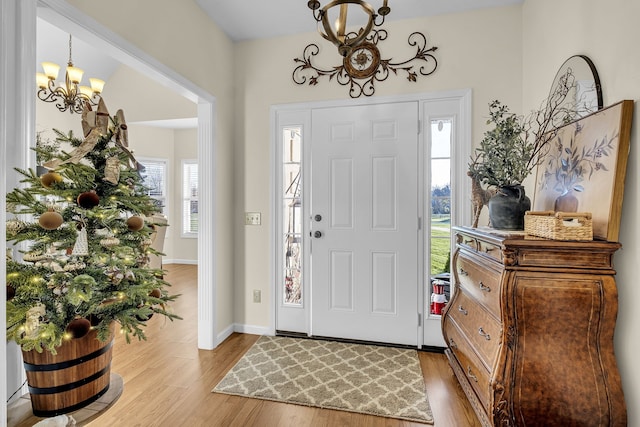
[282,127,302,305]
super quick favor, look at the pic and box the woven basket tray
[524,211,593,241]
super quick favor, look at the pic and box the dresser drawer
[449,289,501,370]
[444,316,491,413]
[457,233,478,252]
[477,239,502,263]
[456,252,502,318]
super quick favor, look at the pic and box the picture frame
[532,100,634,241]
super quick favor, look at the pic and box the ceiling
[195,0,523,42]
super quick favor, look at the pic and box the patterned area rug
[212,335,433,424]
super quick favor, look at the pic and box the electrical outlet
[245,212,261,225]
[253,290,261,303]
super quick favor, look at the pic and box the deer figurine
[468,170,496,228]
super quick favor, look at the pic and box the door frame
[270,90,472,347]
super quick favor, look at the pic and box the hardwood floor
[11,264,481,427]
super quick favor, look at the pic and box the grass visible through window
[430,215,451,275]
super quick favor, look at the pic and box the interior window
[182,160,198,236]
[139,158,168,218]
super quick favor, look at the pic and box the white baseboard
[234,324,272,336]
[163,259,197,265]
[215,323,272,347]
[216,324,235,345]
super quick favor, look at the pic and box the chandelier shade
[36,35,104,114]
[308,0,390,57]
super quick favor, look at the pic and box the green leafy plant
[469,100,532,187]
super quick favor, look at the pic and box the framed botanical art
[533,100,634,241]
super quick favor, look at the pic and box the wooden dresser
[442,226,626,426]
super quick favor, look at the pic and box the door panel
[311,102,419,346]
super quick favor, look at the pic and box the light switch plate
[245,212,261,225]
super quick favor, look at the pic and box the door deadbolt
[314,214,322,222]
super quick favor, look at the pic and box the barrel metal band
[28,363,111,395]
[31,382,111,418]
[23,338,113,372]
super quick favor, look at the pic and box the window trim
[181,159,198,238]
[138,156,168,218]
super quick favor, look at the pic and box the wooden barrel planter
[21,323,115,417]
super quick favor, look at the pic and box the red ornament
[77,190,100,209]
[66,318,92,339]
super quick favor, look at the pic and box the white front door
[310,102,419,346]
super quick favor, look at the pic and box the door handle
[314,231,322,238]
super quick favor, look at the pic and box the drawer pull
[478,327,491,341]
[479,282,491,292]
[459,268,468,276]
[484,246,496,253]
[467,366,478,382]
[464,239,474,245]
[458,305,468,315]
[449,338,457,349]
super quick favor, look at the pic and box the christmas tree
[5,99,180,353]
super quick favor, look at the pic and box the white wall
[102,63,197,122]
[233,5,523,328]
[522,1,640,424]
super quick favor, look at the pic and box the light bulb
[36,73,49,89]
[89,78,105,94]
[66,66,84,85]
[41,62,60,80]
[79,85,93,98]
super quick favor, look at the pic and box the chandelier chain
[68,35,73,66]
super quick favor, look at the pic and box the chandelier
[307,0,390,57]
[36,35,105,114]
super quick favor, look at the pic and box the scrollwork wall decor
[292,30,438,98]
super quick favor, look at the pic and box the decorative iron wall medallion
[293,30,438,98]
